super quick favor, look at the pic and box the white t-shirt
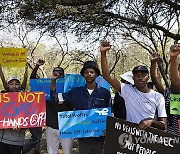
[87,89,94,95]
[119,83,167,124]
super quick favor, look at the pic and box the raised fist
[100,40,111,53]
[170,43,180,57]
[36,59,45,66]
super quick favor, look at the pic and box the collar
[83,83,99,95]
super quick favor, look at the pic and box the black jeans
[0,142,23,154]
[23,127,42,154]
[78,139,104,154]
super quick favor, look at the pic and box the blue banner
[96,76,110,91]
[30,74,110,100]
[58,107,111,138]
[30,78,64,100]
[64,74,86,93]
[64,74,110,92]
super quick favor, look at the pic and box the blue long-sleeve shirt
[50,85,112,141]
[50,85,112,111]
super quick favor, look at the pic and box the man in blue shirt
[50,61,112,154]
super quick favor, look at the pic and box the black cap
[132,65,149,74]
[80,61,100,76]
[53,67,64,75]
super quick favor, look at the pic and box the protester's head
[120,71,134,85]
[132,65,149,74]
[7,76,21,92]
[132,65,149,89]
[80,61,100,82]
[53,67,64,78]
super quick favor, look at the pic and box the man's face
[8,79,21,92]
[53,71,64,78]
[133,71,149,88]
[83,68,97,82]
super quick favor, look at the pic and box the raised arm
[150,53,165,94]
[30,59,45,79]
[169,43,180,89]
[50,71,61,104]
[50,72,59,91]
[0,64,8,90]
[100,41,121,92]
[21,63,28,90]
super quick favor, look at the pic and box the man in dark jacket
[23,59,73,154]
[50,61,112,154]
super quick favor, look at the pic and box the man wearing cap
[50,61,112,154]
[0,76,26,154]
[100,41,167,130]
[6,76,22,91]
[46,66,73,154]
[23,60,44,154]
[0,64,28,92]
[23,59,73,154]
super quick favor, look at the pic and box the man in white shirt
[100,41,167,130]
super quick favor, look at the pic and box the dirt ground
[26,129,79,154]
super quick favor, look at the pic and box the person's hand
[101,130,106,136]
[36,59,45,66]
[51,71,60,80]
[150,52,160,62]
[138,118,154,130]
[13,125,20,131]
[170,43,180,57]
[100,40,111,53]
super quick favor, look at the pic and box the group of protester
[0,42,179,154]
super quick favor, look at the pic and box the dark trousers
[0,142,23,154]
[78,139,104,154]
[23,127,42,154]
